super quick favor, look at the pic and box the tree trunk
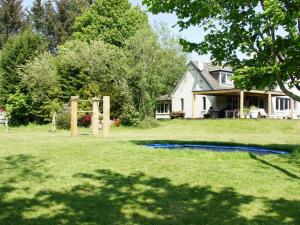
[276,73,300,102]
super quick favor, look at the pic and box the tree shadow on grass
[0,155,300,225]
[249,153,300,179]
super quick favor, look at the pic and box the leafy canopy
[73,0,147,47]
[0,30,47,103]
[143,0,300,101]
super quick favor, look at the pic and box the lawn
[0,119,300,225]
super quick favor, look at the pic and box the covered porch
[192,89,291,119]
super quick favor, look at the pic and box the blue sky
[23,0,210,61]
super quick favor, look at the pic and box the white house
[156,61,300,119]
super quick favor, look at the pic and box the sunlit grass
[0,119,299,225]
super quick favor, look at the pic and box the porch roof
[157,95,172,101]
[193,89,286,97]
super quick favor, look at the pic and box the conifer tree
[31,0,44,33]
[0,0,24,47]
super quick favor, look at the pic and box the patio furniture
[225,110,235,118]
[258,108,268,118]
[0,112,8,128]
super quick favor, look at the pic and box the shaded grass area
[0,119,300,225]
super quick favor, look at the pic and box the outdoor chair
[258,108,268,118]
[0,112,8,127]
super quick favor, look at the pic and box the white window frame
[275,97,290,111]
[219,72,233,86]
[156,101,171,114]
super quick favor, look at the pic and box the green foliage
[56,39,128,117]
[31,0,91,51]
[31,0,44,33]
[20,52,62,123]
[125,24,187,120]
[143,0,300,101]
[56,111,70,129]
[5,88,32,125]
[73,0,147,47]
[0,0,24,47]
[119,93,139,126]
[56,40,126,98]
[0,30,47,103]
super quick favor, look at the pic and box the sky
[23,0,210,62]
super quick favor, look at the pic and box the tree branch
[289,74,300,91]
[276,73,300,102]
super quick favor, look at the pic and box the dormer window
[220,72,233,86]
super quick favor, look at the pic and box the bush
[120,102,139,127]
[170,111,185,119]
[5,89,32,126]
[57,112,71,130]
[79,113,92,127]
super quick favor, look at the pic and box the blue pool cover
[144,144,289,155]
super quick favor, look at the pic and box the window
[181,98,184,111]
[156,101,171,114]
[202,97,207,110]
[220,72,233,86]
[276,98,290,111]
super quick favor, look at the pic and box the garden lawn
[0,119,300,225]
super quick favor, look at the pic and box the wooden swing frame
[70,96,110,138]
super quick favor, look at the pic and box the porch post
[268,92,272,115]
[192,93,196,118]
[240,91,244,118]
[291,98,295,118]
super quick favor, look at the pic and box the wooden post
[240,91,244,118]
[5,117,8,132]
[71,96,79,137]
[103,96,110,139]
[268,92,272,115]
[290,98,295,118]
[52,112,57,132]
[192,94,196,119]
[92,97,99,137]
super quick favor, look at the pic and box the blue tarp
[144,144,289,155]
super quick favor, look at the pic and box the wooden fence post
[92,97,100,137]
[71,96,79,137]
[103,96,110,139]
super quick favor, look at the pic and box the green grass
[0,119,300,225]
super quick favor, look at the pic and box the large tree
[73,0,147,47]
[0,0,24,47]
[125,24,187,120]
[30,0,44,33]
[30,0,90,51]
[0,30,47,103]
[143,0,300,101]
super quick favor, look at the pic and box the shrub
[79,113,92,127]
[170,111,185,119]
[5,89,32,125]
[57,112,71,130]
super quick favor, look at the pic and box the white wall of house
[272,85,300,116]
[171,64,214,118]
[156,61,300,119]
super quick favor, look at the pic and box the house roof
[190,61,233,91]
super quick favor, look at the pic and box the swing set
[70,96,110,138]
